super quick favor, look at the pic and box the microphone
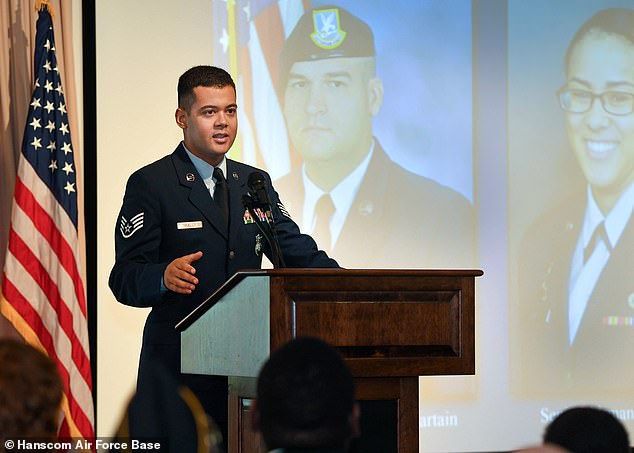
[245,171,286,268]
[247,171,274,224]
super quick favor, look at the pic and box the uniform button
[229,250,236,260]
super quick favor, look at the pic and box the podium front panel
[181,276,270,377]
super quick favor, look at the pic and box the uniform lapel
[171,145,228,239]
[540,204,582,347]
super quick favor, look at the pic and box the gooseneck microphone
[243,172,286,268]
[247,172,274,224]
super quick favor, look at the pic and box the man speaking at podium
[109,65,338,442]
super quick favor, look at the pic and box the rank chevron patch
[277,202,291,219]
[120,212,144,238]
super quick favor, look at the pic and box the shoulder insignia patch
[120,212,144,238]
[277,202,291,219]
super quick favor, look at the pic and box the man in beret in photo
[275,5,474,269]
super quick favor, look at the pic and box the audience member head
[543,406,630,453]
[253,337,359,451]
[0,339,62,439]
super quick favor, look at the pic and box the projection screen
[96,0,634,451]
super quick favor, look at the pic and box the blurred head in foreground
[0,339,62,440]
[253,337,360,451]
[544,406,630,453]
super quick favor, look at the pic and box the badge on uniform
[255,233,264,256]
[177,220,203,230]
[120,212,144,238]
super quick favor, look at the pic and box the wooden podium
[176,269,482,453]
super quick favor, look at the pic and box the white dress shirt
[300,141,375,250]
[183,142,228,197]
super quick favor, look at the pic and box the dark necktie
[313,193,335,252]
[213,167,229,229]
[583,221,611,263]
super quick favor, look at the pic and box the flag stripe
[253,5,284,87]
[7,228,91,382]
[10,200,89,353]
[14,174,87,317]
[228,0,239,81]
[2,253,93,412]
[279,0,308,37]
[4,253,73,368]
[0,276,93,437]
[59,419,71,439]
[247,21,291,177]
[0,295,84,438]
[237,44,259,166]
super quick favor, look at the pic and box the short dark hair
[0,339,63,439]
[177,65,236,111]
[256,337,355,450]
[565,8,634,73]
[544,406,630,453]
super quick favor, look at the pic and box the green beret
[279,5,375,83]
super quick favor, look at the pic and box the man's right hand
[163,251,203,294]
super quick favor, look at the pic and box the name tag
[177,221,203,230]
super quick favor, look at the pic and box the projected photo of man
[518,8,634,396]
[274,5,474,269]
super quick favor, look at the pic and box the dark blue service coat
[516,192,634,396]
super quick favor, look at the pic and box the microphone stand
[242,194,286,268]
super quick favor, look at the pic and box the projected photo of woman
[517,8,634,396]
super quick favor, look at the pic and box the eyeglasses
[557,87,634,115]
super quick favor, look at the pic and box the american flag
[212,0,311,178]
[0,6,94,440]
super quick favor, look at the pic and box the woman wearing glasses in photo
[517,8,634,397]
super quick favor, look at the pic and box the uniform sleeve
[109,170,173,307]
[266,176,340,269]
